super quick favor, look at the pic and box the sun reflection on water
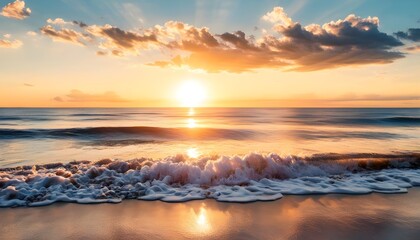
[187,118,196,128]
[197,207,207,226]
[187,148,200,158]
[193,204,211,233]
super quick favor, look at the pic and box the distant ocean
[0,108,419,206]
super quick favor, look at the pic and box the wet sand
[1,189,420,240]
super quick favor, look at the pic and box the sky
[0,0,419,107]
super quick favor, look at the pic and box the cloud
[26,31,37,36]
[1,0,31,20]
[405,45,420,52]
[53,96,64,102]
[47,18,88,28]
[86,24,157,50]
[332,94,420,101]
[47,18,71,25]
[23,83,33,87]
[218,31,257,50]
[0,35,22,48]
[261,13,404,71]
[54,90,129,103]
[40,25,91,45]
[41,20,157,51]
[154,12,403,72]
[148,49,288,73]
[96,50,107,56]
[161,21,220,51]
[273,93,420,102]
[72,21,87,28]
[394,28,420,42]
[41,7,405,72]
[261,6,293,26]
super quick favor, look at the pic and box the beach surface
[1,189,420,240]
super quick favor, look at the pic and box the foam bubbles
[0,153,419,207]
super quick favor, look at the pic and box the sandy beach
[1,189,420,240]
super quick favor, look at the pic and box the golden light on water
[187,148,200,158]
[193,205,211,233]
[176,80,206,108]
[183,202,232,237]
[187,118,196,128]
[197,207,207,226]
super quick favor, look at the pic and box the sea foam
[0,153,419,207]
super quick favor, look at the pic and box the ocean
[0,108,419,206]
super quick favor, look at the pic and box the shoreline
[1,189,420,240]
[1,185,418,207]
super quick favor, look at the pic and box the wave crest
[0,126,252,140]
[1,152,419,207]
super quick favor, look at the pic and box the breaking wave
[1,152,419,207]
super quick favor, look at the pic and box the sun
[176,80,206,107]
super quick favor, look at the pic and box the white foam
[0,153,419,207]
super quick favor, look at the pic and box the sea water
[0,108,419,206]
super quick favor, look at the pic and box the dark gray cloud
[279,21,402,49]
[394,28,420,42]
[72,21,87,28]
[218,31,258,50]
